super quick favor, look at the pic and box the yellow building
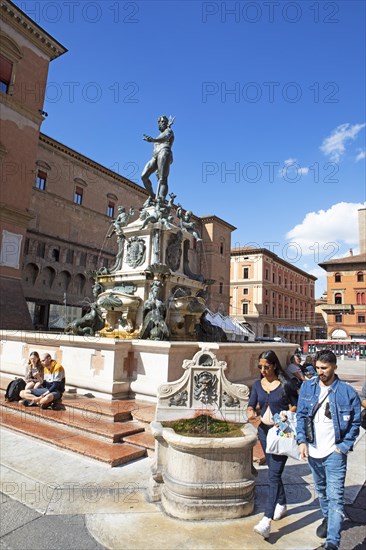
[230,247,317,345]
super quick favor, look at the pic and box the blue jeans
[258,423,288,519]
[308,450,347,548]
[31,388,62,400]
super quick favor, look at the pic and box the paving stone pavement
[0,428,365,550]
[1,359,365,549]
[340,484,366,550]
[0,495,105,550]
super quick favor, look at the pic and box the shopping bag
[266,411,301,460]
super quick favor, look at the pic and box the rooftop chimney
[349,248,353,256]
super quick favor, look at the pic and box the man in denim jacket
[296,350,361,550]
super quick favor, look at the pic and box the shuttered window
[36,170,47,190]
[74,186,83,205]
[107,202,115,217]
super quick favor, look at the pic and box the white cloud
[308,266,327,279]
[286,203,365,298]
[285,201,365,253]
[278,158,309,178]
[320,122,366,162]
[308,267,328,297]
[355,149,366,162]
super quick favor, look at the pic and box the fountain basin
[97,290,141,337]
[150,420,257,520]
[168,295,206,340]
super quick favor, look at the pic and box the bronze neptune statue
[141,115,175,201]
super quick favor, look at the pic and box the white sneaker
[273,503,287,521]
[253,517,271,539]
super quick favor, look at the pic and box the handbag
[266,411,301,460]
[305,391,330,444]
[304,416,315,443]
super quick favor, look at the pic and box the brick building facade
[0,0,67,328]
[23,133,148,329]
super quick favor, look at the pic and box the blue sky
[16,0,366,296]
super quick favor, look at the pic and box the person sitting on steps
[24,351,44,391]
[19,353,65,409]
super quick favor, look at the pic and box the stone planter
[150,420,257,520]
[149,348,258,520]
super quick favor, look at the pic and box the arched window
[357,272,364,282]
[335,273,341,282]
[74,273,86,295]
[334,293,342,304]
[23,263,39,285]
[56,271,71,291]
[357,292,366,305]
[42,266,56,288]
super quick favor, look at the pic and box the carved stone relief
[126,237,146,268]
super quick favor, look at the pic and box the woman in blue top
[247,350,298,540]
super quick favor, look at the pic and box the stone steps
[124,431,156,451]
[0,375,155,466]
[0,408,146,466]
[1,399,145,442]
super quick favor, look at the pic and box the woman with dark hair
[24,351,43,390]
[247,350,298,540]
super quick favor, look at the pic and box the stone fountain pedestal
[96,213,207,341]
[149,348,257,520]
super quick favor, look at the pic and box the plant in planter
[149,348,257,520]
[163,414,245,437]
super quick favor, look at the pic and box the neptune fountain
[67,115,220,342]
